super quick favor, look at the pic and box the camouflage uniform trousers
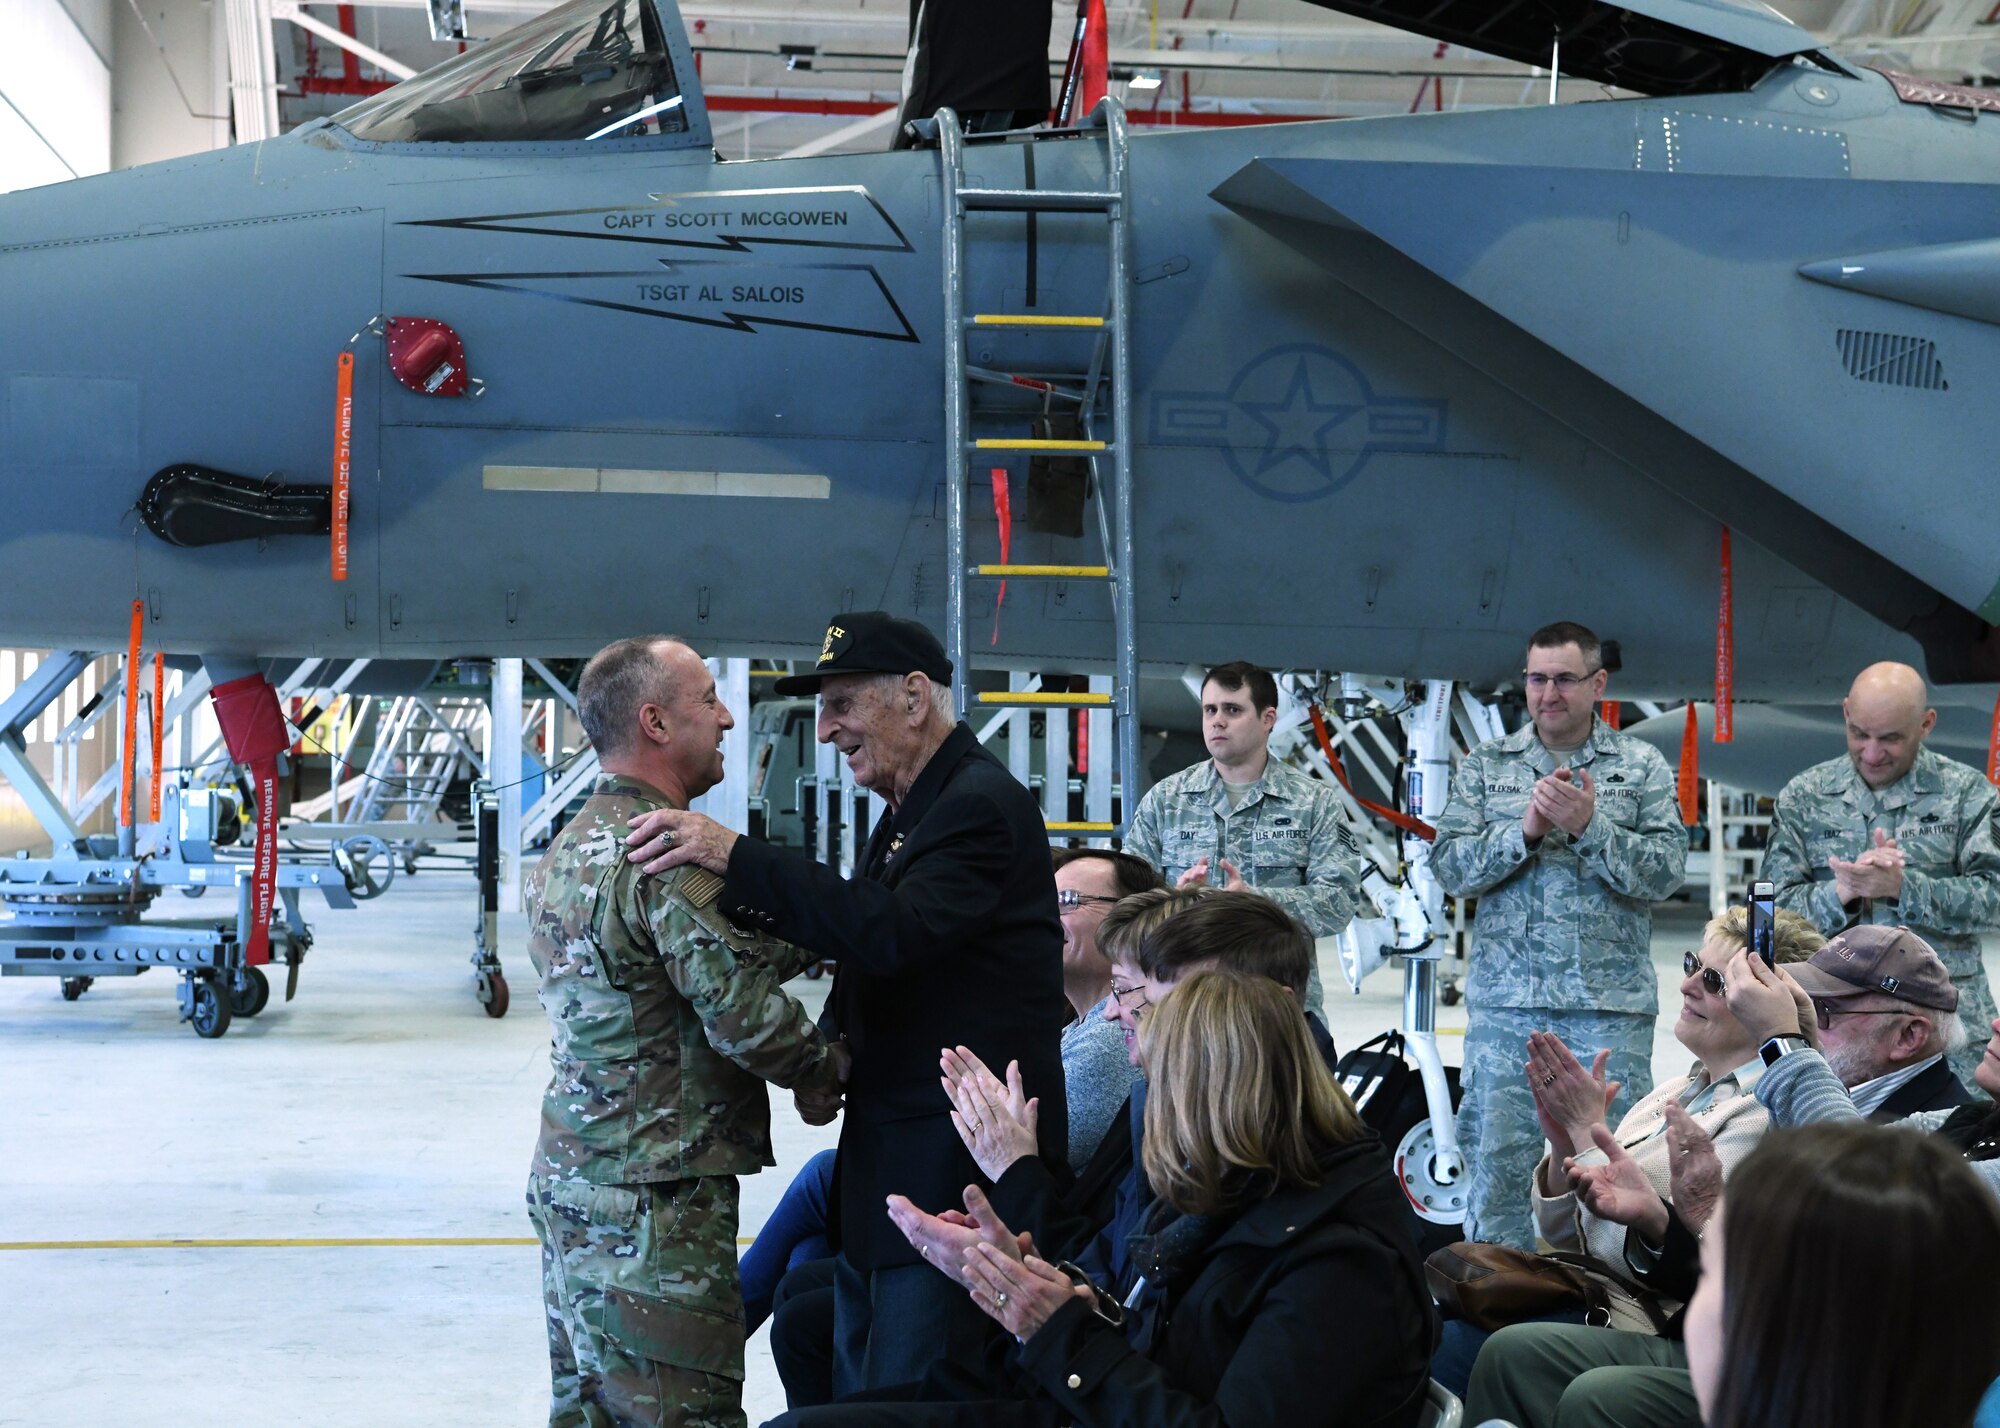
[1460,1006,1656,1251]
[527,1172,747,1428]
[1948,956,1998,1090]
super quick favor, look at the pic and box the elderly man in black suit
[625,612,1068,1397]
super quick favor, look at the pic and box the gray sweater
[1062,996,1144,1174]
[1756,1049,2000,1198]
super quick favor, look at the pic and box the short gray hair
[860,671,956,723]
[578,636,688,757]
[1878,996,1965,1058]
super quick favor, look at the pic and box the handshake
[796,1039,854,1127]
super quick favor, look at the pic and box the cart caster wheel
[179,884,207,898]
[60,976,92,1002]
[228,966,271,1018]
[478,971,510,1019]
[190,979,232,1039]
[1440,983,1462,1007]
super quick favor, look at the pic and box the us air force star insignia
[817,623,846,665]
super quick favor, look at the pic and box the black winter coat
[1011,1136,1435,1428]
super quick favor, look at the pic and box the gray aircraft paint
[0,0,1994,708]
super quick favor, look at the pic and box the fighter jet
[0,0,1994,714]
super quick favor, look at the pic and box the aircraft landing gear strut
[472,782,509,1018]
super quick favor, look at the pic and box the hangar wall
[0,0,111,193]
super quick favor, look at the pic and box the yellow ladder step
[970,314,1106,328]
[974,564,1112,579]
[977,691,1113,707]
[1046,821,1116,833]
[973,438,1107,452]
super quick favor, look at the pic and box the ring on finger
[996,1292,1009,1309]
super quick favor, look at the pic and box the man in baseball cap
[1788,925,1976,1119]
[621,610,1068,1397]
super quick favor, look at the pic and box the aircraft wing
[1294,0,1838,96]
[1622,703,2000,796]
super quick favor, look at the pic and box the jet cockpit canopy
[331,0,686,144]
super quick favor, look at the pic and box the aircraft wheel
[1393,1120,1467,1226]
[477,970,510,1019]
[179,884,207,898]
[228,966,271,1018]
[335,834,395,900]
[190,979,232,1039]
[60,976,92,1002]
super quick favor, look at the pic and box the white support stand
[1708,778,1727,920]
[1006,673,1032,789]
[1042,699,1070,829]
[1396,679,1463,1197]
[492,658,523,913]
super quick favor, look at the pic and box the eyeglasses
[1110,980,1151,1018]
[1057,888,1121,910]
[1683,950,1724,995]
[1810,999,1909,1032]
[1523,671,1600,692]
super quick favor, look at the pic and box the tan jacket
[1531,1059,1771,1332]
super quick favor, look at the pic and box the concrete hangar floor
[8,873,1993,1426]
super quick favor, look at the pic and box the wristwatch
[1055,1260,1125,1329]
[1759,1034,1813,1067]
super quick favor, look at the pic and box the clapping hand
[1175,858,1244,891]
[888,1183,1032,1290]
[1531,768,1596,839]
[1526,1031,1622,1161]
[962,1243,1094,1343]
[941,1046,1039,1180]
[1831,828,1905,902]
[1663,1101,1724,1235]
[1566,1123,1670,1243]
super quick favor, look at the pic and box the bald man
[1762,662,2000,1084]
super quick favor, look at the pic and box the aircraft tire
[190,978,232,1039]
[229,966,271,1018]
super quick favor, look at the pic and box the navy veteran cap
[772,611,954,695]
[1788,925,1959,1013]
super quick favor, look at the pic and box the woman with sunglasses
[1528,906,1824,1312]
[1432,904,1826,1395]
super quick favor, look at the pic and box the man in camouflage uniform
[526,635,846,1428]
[1432,623,1687,1249]
[1762,660,2000,1086]
[1123,659,1363,1017]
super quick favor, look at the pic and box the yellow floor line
[0,1235,760,1251]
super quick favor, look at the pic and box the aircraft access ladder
[933,98,1140,837]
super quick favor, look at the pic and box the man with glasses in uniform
[1433,621,1688,1249]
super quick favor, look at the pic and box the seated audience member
[1785,926,1975,1117]
[1719,930,2000,1199]
[1048,849,1164,1174]
[1433,906,1822,1397]
[770,971,1435,1427]
[944,889,1334,1277]
[1684,1123,2000,1428]
[1465,1100,1723,1428]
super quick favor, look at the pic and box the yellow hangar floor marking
[0,1235,761,1250]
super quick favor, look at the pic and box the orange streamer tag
[1677,703,1700,827]
[1715,526,1734,744]
[1601,700,1621,731]
[332,351,355,581]
[120,600,143,827]
[991,467,1011,645]
[149,652,164,824]
[1988,692,2000,786]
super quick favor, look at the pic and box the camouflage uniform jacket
[1432,718,1687,1014]
[1763,747,2000,979]
[1123,755,1363,937]
[526,774,835,1186]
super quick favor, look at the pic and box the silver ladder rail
[938,99,1141,837]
